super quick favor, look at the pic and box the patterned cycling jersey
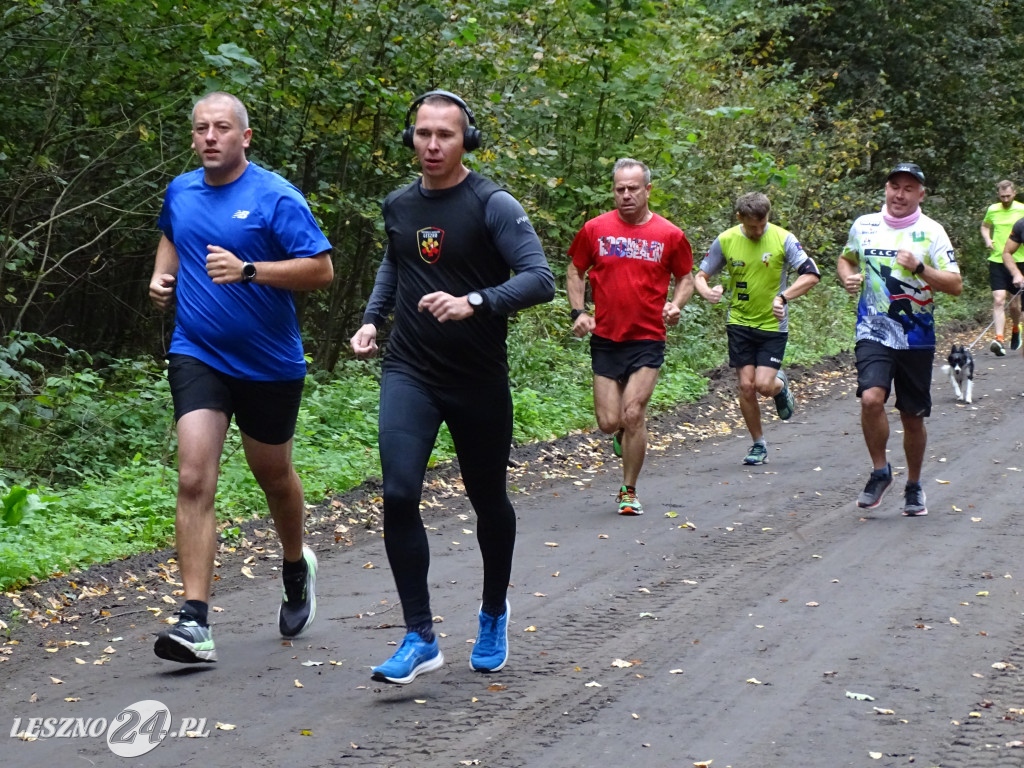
[841,211,958,350]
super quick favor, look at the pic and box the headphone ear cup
[402,125,416,149]
[463,126,482,151]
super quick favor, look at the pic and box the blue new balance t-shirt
[157,163,331,380]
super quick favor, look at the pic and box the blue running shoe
[371,632,444,685]
[279,545,317,638]
[773,369,795,420]
[471,600,510,673]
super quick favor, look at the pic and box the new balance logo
[232,210,250,219]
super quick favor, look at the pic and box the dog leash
[965,286,1024,351]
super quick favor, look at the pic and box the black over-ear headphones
[402,89,482,151]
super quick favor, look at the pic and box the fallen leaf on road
[969,712,981,718]
[631,713,639,719]
[294,680,303,688]
[869,752,882,759]
[873,707,895,715]
[952,505,962,512]
[64,697,80,702]
[693,761,712,767]
[533,592,547,597]
[459,761,482,766]
[971,517,982,523]
[362,562,374,569]
[414,699,426,704]
[612,659,633,668]
[103,646,115,654]
[665,511,678,518]
[598,534,608,539]
[806,602,819,607]
[846,691,875,701]
[161,595,176,604]
[49,677,63,684]
[976,591,989,597]
[746,678,763,685]
[936,479,950,484]
[585,681,602,687]
[1006,741,1024,748]
[301,661,323,667]
[216,723,236,730]
[74,657,86,664]
[524,626,536,632]
[992,662,1012,670]
[669,669,683,674]
[300,729,313,736]
[487,684,506,692]
[241,566,255,579]
[950,617,960,625]
[813,466,821,471]
[545,542,558,547]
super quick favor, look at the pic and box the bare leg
[175,409,230,603]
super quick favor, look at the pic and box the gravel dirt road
[3,335,1024,768]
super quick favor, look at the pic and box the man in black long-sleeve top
[351,90,554,685]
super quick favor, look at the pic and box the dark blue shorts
[167,353,304,445]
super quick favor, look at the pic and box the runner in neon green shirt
[980,180,1024,354]
[695,192,820,466]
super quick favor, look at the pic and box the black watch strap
[914,261,925,275]
[570,308,586,322]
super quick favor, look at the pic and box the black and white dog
[941,344,974,403]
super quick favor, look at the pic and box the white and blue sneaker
[371,632,444,685]
[470,601,510,673]
[278,545,317,638]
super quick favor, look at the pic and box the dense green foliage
[2,0,1020,588]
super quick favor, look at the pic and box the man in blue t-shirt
[148,92,333,665]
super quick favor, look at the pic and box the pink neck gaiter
[882,205,921,229]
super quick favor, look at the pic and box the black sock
[481,600,507,619]
[408,621,435,643]
[282,555,308,601]
[182,600,209,626]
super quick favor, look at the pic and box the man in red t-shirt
[567,158,694,515]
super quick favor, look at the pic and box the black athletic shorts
[988,260,1024,292]
[726,325,787,370]
[167,353,304,445]
[590,334,665,384]
[854,340,933,418]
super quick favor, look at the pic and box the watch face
[468,292,483,307]
[242,263,256,281]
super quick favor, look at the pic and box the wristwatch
[913,261,925,275]
[777,294,788,305]
[467,291,487,313]
[570,308,587,322]
[241,262,257,283]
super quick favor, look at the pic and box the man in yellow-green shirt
[980,180,1024,355]
[695,192,820,465]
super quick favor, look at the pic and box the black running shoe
[279,546,317,638]
[902,482,928,516]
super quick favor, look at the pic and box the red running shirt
[569,211,693,342]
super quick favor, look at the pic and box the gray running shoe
[856,464,892,509]
[774,370,795,420]
[902,482,928,516]
[154,613,217,664]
